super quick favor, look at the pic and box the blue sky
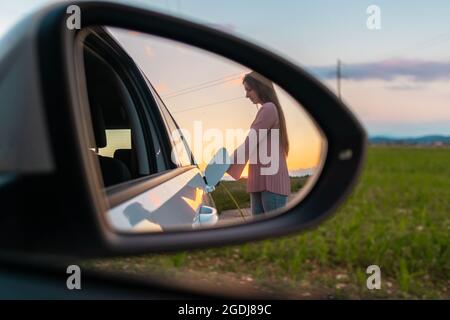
[2,0,450,137]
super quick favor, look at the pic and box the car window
[145,116,167,173]
[98,129,131,158]
[156,95,194,167]
[143,78,194,168]
[82,32,172,187]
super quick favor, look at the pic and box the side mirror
[0,1,366,256]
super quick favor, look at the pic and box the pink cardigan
[227,102,291,196]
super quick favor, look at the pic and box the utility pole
[337,59,342,100]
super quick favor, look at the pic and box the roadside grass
[211,176,309,213]
[83,147,450,299]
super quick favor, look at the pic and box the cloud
[310,59,450,82]
[223,72,247,87]
[385,83,424,91]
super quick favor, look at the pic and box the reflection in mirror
[78,26,327,233]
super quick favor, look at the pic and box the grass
[211,176,309,213]
[82,146,450,299]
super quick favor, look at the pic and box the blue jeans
[250,191,288,215]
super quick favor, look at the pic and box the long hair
[243,72,289,155]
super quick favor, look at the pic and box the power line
[380,31,450,60]
[164,76,242,99]
[162,72,244,98]
[172,96,245,114]
[162,72,243,98]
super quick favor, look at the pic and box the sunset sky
[2,0,450,173]
[109,28,324,173]
[132,0,450,138]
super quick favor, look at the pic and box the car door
[82,27,218,233]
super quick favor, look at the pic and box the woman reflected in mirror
[227,71,290,215]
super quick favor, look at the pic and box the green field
[85,147,450,299]
[210,175,309,213]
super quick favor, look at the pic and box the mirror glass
[78,27,327,233]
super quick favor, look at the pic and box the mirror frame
[0,1,366,256]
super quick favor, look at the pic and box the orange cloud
[154,82,169,94]
[226,76,244,87]
[224,72,247,87]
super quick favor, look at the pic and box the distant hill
[289,168,315,177]
[369,135,450,146]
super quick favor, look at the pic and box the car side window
[144,79,194,168]
[158,97,194,167]
[83,35,171,187]
[98,129,131,158]
[146,117,167,173]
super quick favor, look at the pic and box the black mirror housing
[0,1,366,257]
